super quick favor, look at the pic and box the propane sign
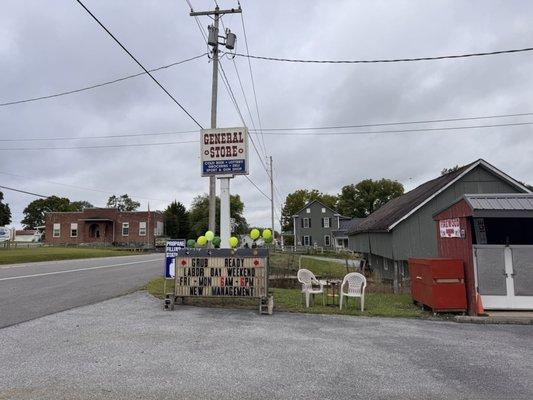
[174,248,267,298]
[164,239,186,278]
[200,127,249,176]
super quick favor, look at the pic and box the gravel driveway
[1,292,532,399]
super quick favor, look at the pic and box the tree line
[281,178,405,232]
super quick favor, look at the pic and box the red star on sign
[253,259,259,266]
[181,260,187,266]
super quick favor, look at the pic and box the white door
[474,245,533,310]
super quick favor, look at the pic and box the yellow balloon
[262,229,272,239]
[229,236,239,248]
[250,228,260,240]
[205,231,215,241]
[197,236,207,246]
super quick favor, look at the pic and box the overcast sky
[1,0,533,229]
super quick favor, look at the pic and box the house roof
[332,218,365,237]
[292,199,339,217]
[349,159,530,234]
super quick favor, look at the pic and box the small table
[319,279,343,306]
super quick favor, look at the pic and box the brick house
[44,208,164,247]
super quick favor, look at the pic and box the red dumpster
[408,258,467,313]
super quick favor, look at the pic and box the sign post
[164,239,186,296]
[171,248,272,314]
[201,127,249,248]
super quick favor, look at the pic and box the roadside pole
[270,156,275,234]
[208,10,219,235]
[190,5,243,248]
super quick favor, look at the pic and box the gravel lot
[1,292,532,400]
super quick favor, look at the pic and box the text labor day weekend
[201,127,249,176]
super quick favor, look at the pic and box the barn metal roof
[465,194,533,211]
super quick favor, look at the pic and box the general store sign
[174,248,267,298]
[439,218,461,238]
[200,127,249,176]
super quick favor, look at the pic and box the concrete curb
[455,315,533,325]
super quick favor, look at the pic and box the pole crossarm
[190,8,242,17]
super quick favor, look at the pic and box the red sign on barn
[439,218,461,238]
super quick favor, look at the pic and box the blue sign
[202,159,246,175]
[165,239,186,278]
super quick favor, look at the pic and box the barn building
[347,159,530,288]
[44,208,164,247]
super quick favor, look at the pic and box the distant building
[13,229,42,242]
[348,159,530,283]
[292,200,349,248]
[331,218,364,249]
[44,208,164,247]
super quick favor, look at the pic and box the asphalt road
[0,254,163,328]
[1,291,532,400]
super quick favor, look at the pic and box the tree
[188,194,248,238]
[337,179,404,218]
[280,189,338,232]
[0,191,11,226]
[106,194,140,212]
[441,165,460,175]
[164,201,190,239]
[21,196,72,229]
[70,200,93,211]
[21,196,94,229]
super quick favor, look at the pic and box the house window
[53,223,60,237]
[323,217,330,228]
[122,222,129,236]
[306,208,311,214]
[70,223,78,237]
[139,221,147,236]
[321,207,326,213]
[303,218,310,228]
[303,236,310,246]
[324,235,331,246]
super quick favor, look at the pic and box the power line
[249,112,533,132]
[75,0,203,128]
[0,139,197,151]
[244,175,270,201]
[0,185,48,198]
[0,129,198,142]
[239,11,267,157]
[0,171,172,203]
[254,121,533,136]
[0,54,206,107]
[235,46,533,64]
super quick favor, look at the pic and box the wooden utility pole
[190,5,242,238]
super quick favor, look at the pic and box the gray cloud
[1,0,532,229]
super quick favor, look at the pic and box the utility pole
[190,5,241,245]
[269,156,275,235]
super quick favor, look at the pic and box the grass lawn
[146,276,425,318]
[0,247,141,265]
[269,252,348,279]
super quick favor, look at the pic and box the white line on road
[0,259,161,282]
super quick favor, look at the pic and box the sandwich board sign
[173,248,268,298]
[200,127,249,176]
[164,239,186,278]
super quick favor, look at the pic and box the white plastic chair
[339,272,367,311]
[297,269,325,308]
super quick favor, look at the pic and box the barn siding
[349,164,524,264]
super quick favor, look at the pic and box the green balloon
[205,231,215,241]
[250,228,260,240]
[262,229,272,240]
[186,239,196,248]
[197,236,207,247]
[212,236,221,247]
[264,236,273,244]
[229,236,239,248]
